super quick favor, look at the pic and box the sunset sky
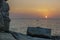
[8,0,60,18]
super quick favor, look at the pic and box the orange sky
[8,0,60,18]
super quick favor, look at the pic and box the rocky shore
[0,31,60,40]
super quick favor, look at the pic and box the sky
[8,0,60,18]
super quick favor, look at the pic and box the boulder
[10,31,51,40]
[0,0,10,32]
[27,27,51,39]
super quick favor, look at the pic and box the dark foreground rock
[11,31,51,40]
[27,27,51,39]
[0,32,16,40]
[52,36,60,40]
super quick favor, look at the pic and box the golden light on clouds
[8,0,60,18]
[37,8,49,17]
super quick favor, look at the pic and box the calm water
[9,18,60,36]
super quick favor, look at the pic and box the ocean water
[9,18,60,36]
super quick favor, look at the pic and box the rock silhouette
[0,0,10,32]
[27,27,51,39]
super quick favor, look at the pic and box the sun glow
[45,16,48,18]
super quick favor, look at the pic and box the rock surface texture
[0,0,10,31]
[11,31,51,40]
[0,32,16,40]
[27,27,51,39]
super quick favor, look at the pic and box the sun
[45,16,48,18]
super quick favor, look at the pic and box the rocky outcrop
[10,31,51,40]
[27,27,51,39]
[0,0,5,31]
[0,0,10,32]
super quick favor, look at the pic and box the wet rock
[27,27,51,39]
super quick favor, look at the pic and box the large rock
[11,31,51,40]
[0,32,16,40]
[2,0,10,32]
[0,12,5,31]
[27,27,51,39]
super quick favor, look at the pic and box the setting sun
[45,16,48,18]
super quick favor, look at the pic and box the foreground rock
[0,32,16,40]
[52,36,60,40]
[11,31,51,40]
[27,27,51,39]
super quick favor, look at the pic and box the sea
[9,18,60,36]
